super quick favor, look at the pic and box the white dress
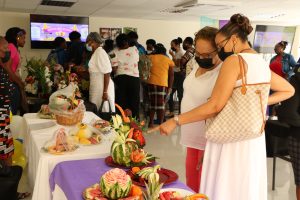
[88,47,115,112]
[200,53,271,200]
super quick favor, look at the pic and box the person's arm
[102,73,110,100]
[268,71,295,105]
[151,56,240,135]
[288,54,300,67]
[168,67,174,93]
[3,59,24,89]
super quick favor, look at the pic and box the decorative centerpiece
[100,168,133,199]
[106,105,155,168]
[113,104,146,148]
[48,82,85,125]
[83,168,143,200]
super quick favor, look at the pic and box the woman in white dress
[181,26,221,192]
[86,32,115,112]
[153,14,295,200]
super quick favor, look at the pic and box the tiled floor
[19,126,297,200]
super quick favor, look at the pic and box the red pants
[186,147,205,193]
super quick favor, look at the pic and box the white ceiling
[1,0,300,24]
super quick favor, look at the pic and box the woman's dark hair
[69,31,81,41]
[54,37,66,48]
[116,34,129,49]
[194,26,219,49]
[127,31,138,47]
[146,39,156,46]
[277,41,288,50]
[103,39,114,53]
[184,37,193,45]
[127,31,138,40]
[172,37,183,46]
[218,13,253,42]
[154,43,166,55]
[5,27,26,48]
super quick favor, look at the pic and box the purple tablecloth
[49,158,192,200]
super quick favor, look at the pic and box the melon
[100,168,132,200]
[111,131,138,167]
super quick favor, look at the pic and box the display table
[49,158,192,200]
[23,112,114,200]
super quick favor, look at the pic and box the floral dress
[0,66,14,159]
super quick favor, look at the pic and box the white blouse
[111,46,140,77]
[180,63,221,150]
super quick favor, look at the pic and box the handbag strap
[238,55,248,95]
[99,100,112,113]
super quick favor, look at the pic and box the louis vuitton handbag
[205,55,271,144]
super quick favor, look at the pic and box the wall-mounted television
[253,25,296,53]
[30,14,89,49]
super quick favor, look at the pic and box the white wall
[0,11,200,64]
[1,11,299,66]
[89,16,200,51]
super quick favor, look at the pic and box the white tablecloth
[23,112,113,200]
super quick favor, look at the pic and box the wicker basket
[55,109,84,126]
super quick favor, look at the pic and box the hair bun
[230,14,253,35]
[177,37,183,44]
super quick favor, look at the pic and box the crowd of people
[1,12,300,200]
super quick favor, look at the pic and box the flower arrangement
[52,64,67,90]
[24,57,53,96]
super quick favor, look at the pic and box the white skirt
[200,134,267,200]
[89,73,115,112]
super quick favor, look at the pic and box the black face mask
[183,45,188,51]
[217,39,234,61]
[195,56,214,69]
[1,51,10,64]
[171,47,176,52]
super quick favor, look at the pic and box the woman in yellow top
[148,43,174,127]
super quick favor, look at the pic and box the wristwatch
[174,115,180,126]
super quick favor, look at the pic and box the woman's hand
[148,118,177,136]
[102,92,108,101]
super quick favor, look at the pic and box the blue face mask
[86,44,92,52]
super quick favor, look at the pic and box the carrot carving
[128,128,134,139]
[115,104,130,123]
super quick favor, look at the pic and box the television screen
[253,25,296,53]
[30,14,89,49]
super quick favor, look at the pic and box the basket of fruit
[49,83,85,126]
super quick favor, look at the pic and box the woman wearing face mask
[5,27,26,115]
[168,37,184,117]
[146,39,156,55]
[86,32,115,113]
[181,37,195,72]
[152,14,295,200]
[180,27,221,193]
[270,41,300,79]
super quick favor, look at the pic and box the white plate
[160,188,194,197]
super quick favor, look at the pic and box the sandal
[17,192,31,199]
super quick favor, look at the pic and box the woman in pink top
[5,27,26,115]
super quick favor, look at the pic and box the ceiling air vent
[40,0,76,7]
[160,8,189,14]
